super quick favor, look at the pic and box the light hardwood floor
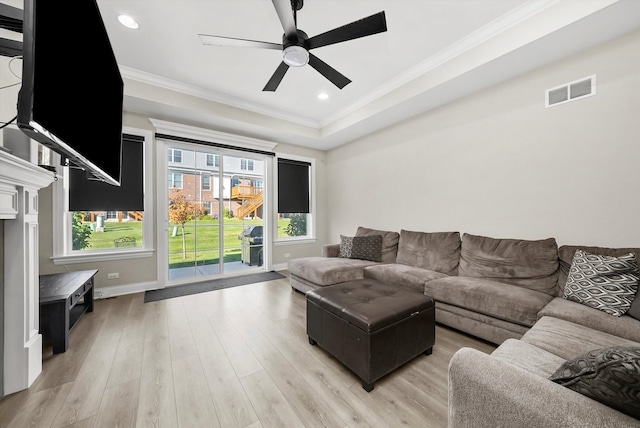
[0,273,495,428]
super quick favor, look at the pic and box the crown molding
[121,67,320,129]
[319,0,560,127]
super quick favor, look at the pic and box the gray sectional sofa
[287,226,640,427]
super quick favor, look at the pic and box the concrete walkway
[168,260,261,280]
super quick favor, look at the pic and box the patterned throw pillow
[339,235,355,258]
[339,235,382,262]
[549,346,640,419]
[563,249,639,316]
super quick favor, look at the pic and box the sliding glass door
[164,143,266,283]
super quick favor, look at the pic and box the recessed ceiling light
[117,14,139,30]
[318,92,329,100]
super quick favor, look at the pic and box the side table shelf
[39,269,98,354]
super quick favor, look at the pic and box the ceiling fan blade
[306,11,387,50]
[198,34,282,50]
[308,53,351,89]
[263,62,290,91]
[271,0,298,41]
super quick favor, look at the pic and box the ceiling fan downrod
[291,0,303,27]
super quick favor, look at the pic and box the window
[202,175,211,190]
[169,172,183,189]
[240,158,254,171]
[276,157,314,240]
[168,148,182,163]
[206,153,219,167]
[70,211,145,250]
[52,129,154,263]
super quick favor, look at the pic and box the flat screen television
[17,0,123,186]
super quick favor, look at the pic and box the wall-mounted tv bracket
[0,3,23,57]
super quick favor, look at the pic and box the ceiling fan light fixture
[283,45,309,67]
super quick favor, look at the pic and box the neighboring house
[167,149,265,218]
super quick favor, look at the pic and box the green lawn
[83,218,291,268]
[85,221,143,249]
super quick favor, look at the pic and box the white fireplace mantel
[1,149,54,395]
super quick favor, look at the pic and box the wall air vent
[545,75,596,108]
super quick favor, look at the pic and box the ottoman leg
[308,337,317,346]
[362,381,374,393]
[424,346,433,356]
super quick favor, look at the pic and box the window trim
[206,153,219,167]
[201,174,211,190]
[168,148,182,163]
[51,127,154,264]
[273,154,316,243]
[240,158,254,171]
[168,172,183,189]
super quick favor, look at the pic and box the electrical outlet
[107,272,119,280]
[284,253,291,258]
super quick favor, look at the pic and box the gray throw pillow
[549,346,640,419]
[339,235,382,262]
[355,227,399,263]
[563,249,639,316]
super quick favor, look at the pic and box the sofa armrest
[322,243,340,258]
[448,348,639,428]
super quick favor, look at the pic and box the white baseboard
[94,280,158,299]
[272,263,288,272]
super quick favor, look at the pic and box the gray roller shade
[278,158,310,214]
[69,134,144,211]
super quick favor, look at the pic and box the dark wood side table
[39,269,98,354]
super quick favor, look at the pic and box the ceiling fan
[198,0,387,91]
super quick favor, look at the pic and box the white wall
[325,29,640,248]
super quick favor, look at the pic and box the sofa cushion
[521,316,640,361]
[491,338,566,378]
[364,263,448,293]
[356,227,400,264]
[435,302,529,344]
[549,346,640,420]
[539,297,640,343]
[287,256,379,287]
[563,249,639,317]
[424,276,553,327]
[459,234,559,296]
[557,245,640,295]
[395,230,460,275]
[339,234,382,262]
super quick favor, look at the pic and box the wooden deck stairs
[236,191,263,219]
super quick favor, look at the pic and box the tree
[168,189,203,259]
[284,213,307,237]
[72,212,92,250]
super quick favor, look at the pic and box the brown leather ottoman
[306,278,435,392]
